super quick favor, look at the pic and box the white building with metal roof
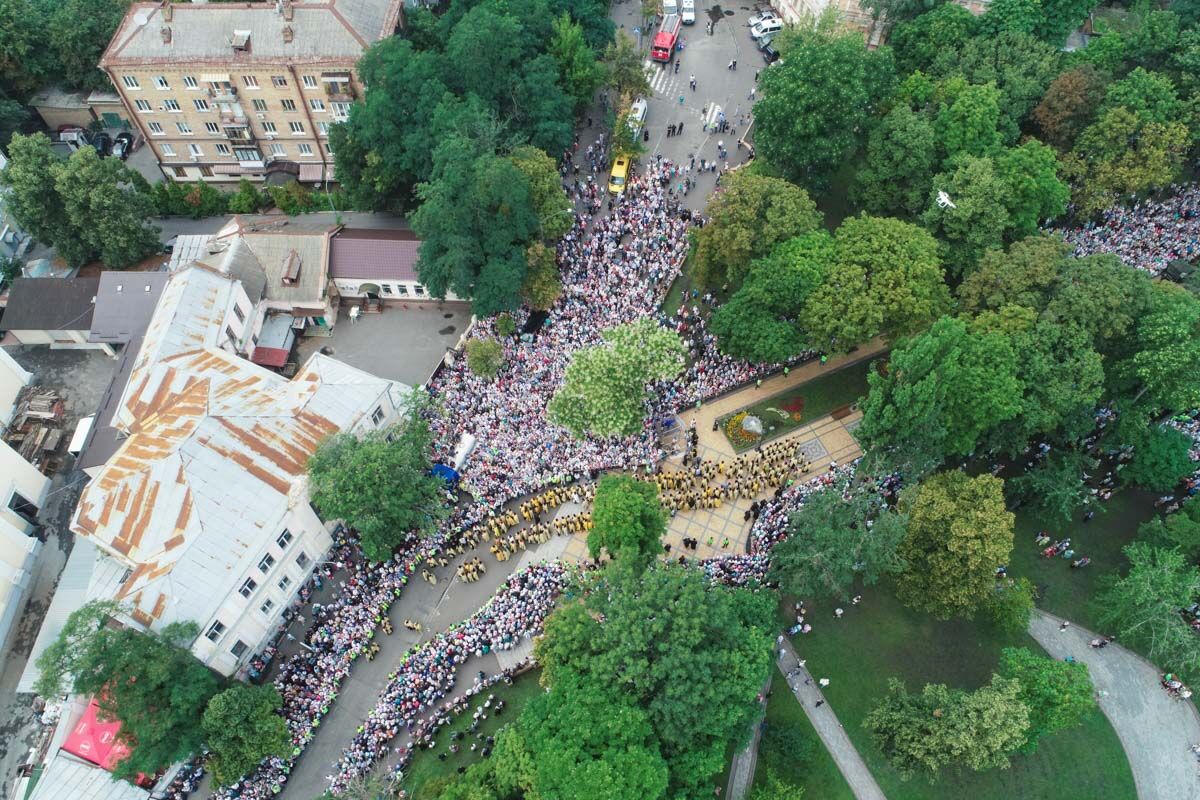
[70,264,407,676]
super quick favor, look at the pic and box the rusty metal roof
[72,265,400,631]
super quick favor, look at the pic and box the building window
[298,143,313,156]
[395,284,409,296]
[381,284,393,295]
[296,551,310,568]
[231,640,248,658]
[148,121,164,135]
[134,99,151,112]
[317,122,329,136]
[302,75,317,89]
[269,143,285,157]
[160,143,175,156]
[7,492,38,525]
[289,121,304,135]
[238,577,258,598]
[183,75,198,89]
[272,75,287,87]
[173,166,187,177]
[414,284,426,296]
[233,304,245,323]
[262,121,277,134]
[176,122,192,135]
[193,98,209,111]
[163,98,180,112]
[252,98,268,112]
[371,406,385,425]
[199,165,214,177]
[276,529,293,549]
[332,102,351,119]
[309,99,325,112]
[242,75,259,88]
[154,75,169,89]
[277,575,292,592]
[234,147,261,162]
[188,143,203,157]
[205,122,220,134]
[258,553,276,573]
[122,75,140,90]
[205,620,226,642]
[281,99,297,112]
[215,143,231,156]
[259,598,275,616]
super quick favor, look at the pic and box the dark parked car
[112,132,134,160]
[90,132,112,157]
[761,43,780,64]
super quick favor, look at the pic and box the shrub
[466,338,504,380]
[267,180,317,215]
[228,178,267,214]
[495,313,518,338]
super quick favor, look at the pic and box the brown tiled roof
[328,227,420,282]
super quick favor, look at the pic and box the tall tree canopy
[690,172,823,290]
[35,601,220,780]
[895,471,1015,618]
[589,474,667,567]
[202,685,291,786]
[998,647,1096,753]
[307,391,447,561]
[547,319,685,438]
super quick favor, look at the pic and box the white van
[662,0,679,16]
[750,17,783,40]
[681,0,696,24]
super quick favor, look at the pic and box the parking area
[295,303,474,387]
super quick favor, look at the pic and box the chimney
[160,26,172,43]
[163,2,172,21]
[283,0,293,20]
[282,24,293,42]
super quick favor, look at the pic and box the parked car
[627,97,648,136]
[112,132,134,161]
[90,132,112,157]
[748,10,781,27]
[608,155,630,195]
[750,17,784,39]
[681,0,696,24]
[757,31,776,49]
[761,42,781,63]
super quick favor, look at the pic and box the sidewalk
[777,640,886,800]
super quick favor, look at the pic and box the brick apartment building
[99,0,402,184]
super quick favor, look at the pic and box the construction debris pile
[4,386,66,474]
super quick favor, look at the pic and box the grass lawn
[1008,489,1158,629]
[784,581,1137,800]
[402,670,544,800]
[754,674,856,800]
[718,358,874,452]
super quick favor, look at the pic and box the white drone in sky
[936,191,957,210]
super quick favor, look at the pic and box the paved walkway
[1028,610,1200,800]
[727,680,770,800]
[777,641,886,800]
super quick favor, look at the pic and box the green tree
[690,172,822,290]
[749,770,806,800]
[523,241,564,310]
[549,13,604,114]
[1038,0,1101,42]
[1032,65,1108,150]
[414,136,541,316]
[0,133,74,258]
[861,0,946,24]
[602,32,650,107]
[0,0,46,95]
[547,319,685,438]
[803,215,950,352]
[922,155,1011,276]
[863,676,1029,780]
[935,81,1005,163]
[466,338,505,380]
[1139,502,1200,562]
[979,0,1045,37]
[857,317,1024,471]
[227,178,268,214]
[0,97,28,151]
[589,474,667,566]
[755,24,895,188]
[993,140,1070,237]
[956,235,1068,316]
[537,565,775,794]
[767,485,907,600]
[709,231,832,363]
[505,674,670,800]
[53,146,160,268]
[509,145,573,243]
[889,4,979,75]
[998,647,1095,752]
[1121,283,1200,413]
[202,685,291,786]
[981,576,1037,635]
[307,392,447,561]
[1046,254,1153,348]
[41,0,128,90]
[1008,450,1097,524]
[34,601,220,780]
[1094,542,1200,682]
[896,471,1015,618]
[1123,425,1196,493]
[853,104,938,216]
[1100,67,1182,125]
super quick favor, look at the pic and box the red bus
[651,14,681,62]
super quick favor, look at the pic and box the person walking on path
[690,74,696,90]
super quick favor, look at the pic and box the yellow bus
[608,156,630,194]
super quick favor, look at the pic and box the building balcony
[208,86,238,103]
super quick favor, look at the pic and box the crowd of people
[328,563,570,793]
[1053,184,1200,276]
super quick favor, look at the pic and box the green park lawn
[754,675,856,800]
[782,581,1137,800]
[402,670,544,800]
[718,358,874,452]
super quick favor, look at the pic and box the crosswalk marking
[643,59,680,98]
[704,103,723,129]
